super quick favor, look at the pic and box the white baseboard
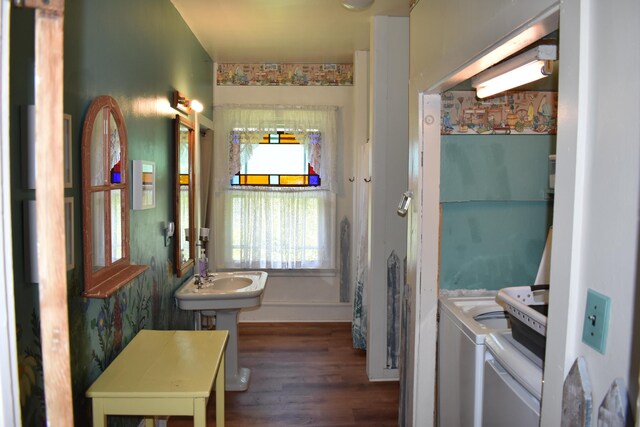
[369,368,400,382]
[238,301,352,322]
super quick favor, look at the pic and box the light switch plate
[582,289,611,354]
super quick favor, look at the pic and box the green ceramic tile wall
[441,134,555,202]
[440,134,555,290]
[440,201,553,290]
[10,1,213,425]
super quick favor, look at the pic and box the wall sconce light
[164,221,175,247]
[199,228,210,243]
[472,45,557,99]
[172,91,204,115]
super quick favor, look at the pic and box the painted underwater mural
[10,1,212,426]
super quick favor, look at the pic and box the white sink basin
[208,276,253,291]
[174,271,268,392]
[174,271,268,310]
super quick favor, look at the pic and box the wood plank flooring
[168,322,399,427]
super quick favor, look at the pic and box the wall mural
[339,217,351,303]
[441,91,558,135]
[399,255,411,427]
[16,254,192,426]
[16,311,45,426]
[217,63,353,86]
[387,251,401,369]
[11,1,212,426]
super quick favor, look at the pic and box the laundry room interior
[435,33,558,427]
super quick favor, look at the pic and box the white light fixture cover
[341,0,374,11]
[190,99,204,113]
[472,45,557,99]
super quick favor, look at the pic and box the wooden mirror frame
[174,114,195,277]
[81,96,147,298]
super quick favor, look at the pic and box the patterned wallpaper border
[217,63,353,86]
[441,91,558,135]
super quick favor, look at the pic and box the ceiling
[170,0,409,64]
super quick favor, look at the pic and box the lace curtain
[211,105,338,270]
[213,105,338,192]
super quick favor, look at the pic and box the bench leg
[216,354,225,427]
[194,397,207,427]
[92,399,106,427]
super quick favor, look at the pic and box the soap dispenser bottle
[198,248,208,276]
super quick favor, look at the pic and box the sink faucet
[195,274,203,289]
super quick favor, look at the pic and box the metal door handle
[397,191,413,217]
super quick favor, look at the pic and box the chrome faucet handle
[194,274,203,289]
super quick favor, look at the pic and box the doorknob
[397,191,413,217]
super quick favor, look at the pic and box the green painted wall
[10,1,213,425]
[440,134,555,290]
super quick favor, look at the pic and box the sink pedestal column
[200,309,250,391]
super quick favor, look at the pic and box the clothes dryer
[437,294,510,427]
[482,331,544,427]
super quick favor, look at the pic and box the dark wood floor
[168,322,399,427]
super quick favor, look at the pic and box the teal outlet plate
[582,289,611,354]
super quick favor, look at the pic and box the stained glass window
[230,131,321,187]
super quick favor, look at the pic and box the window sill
[216,268,336,278]
[83,264,149,299]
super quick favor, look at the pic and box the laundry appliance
[482,331,544,427]
[481,228,552,426]
[437,293,510,427]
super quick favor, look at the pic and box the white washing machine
[482,331,544,427]
[438,294,510,427]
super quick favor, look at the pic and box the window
[81,96,147,297]
[212,106,338,270]
[230,132,321,187]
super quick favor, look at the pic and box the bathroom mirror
[174,115,195,277]
[81,96,147,297]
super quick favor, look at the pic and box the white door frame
[0,1,22,425]
[411,93,441,426]
[409,7,560,426]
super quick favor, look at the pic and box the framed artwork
[132,160,156,210]
[64,197,74,270]
[64,114,72,188]
[23,200,38,282]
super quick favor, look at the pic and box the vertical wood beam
[34,3,74,425]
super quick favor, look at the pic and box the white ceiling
[171,0,409,64]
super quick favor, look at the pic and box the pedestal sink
[174,271,268,391]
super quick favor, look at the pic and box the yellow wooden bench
[86,330,228,427]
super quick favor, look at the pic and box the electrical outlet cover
[582,289,611,354]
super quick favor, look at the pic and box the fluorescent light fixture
[472,45,557,99]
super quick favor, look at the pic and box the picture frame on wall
[64,114,72,188]
[64,197,74,270]
[132,160,156,210]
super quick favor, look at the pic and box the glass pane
[90,109,106,186]
[109,113,122,184]
[243,175,269,185]
[245,144,306,175]
[280,176,306,185]
[91,192,105,272]
[180,184,190,263]
[111,189,123,262]
[179,124,190,175]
